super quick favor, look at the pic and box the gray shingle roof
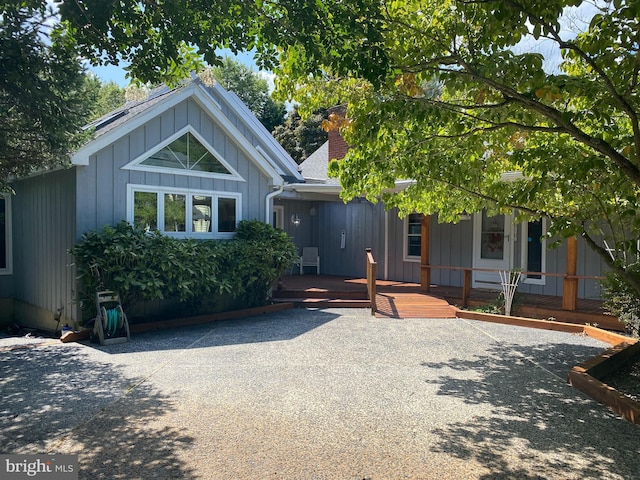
[298,141,339,185]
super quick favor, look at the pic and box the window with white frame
[122,127,245,182]
[404,213,422,260]
[127,185,240,238]
[0,194,11,274]
[522,218,547,284]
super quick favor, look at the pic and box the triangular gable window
[123,127,244,181]
[142,132,230,175]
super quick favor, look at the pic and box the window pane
[408,236,421,257]
[218,197,236,232]
[134,192,157,231]
[144,147,186,169]
[141,133,231,174]
[527,220,543,279]
[408,224,421,235]
[0,198,6,269]
[192,152,231,174]
[164,194,186,232]
[407,214,422,257]
[192,195,212,233]
[481,212,505,260]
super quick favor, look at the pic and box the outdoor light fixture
[291,214,301,226]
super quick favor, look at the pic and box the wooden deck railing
[366,248,377,315]
[420,264,604,310]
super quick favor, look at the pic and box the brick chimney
[327,105,350,161]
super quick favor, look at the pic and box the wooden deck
[276,275,624,331]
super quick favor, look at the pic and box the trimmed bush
[70,220,298,319]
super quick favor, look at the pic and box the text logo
[0,455,78,480]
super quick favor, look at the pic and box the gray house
[0,78,609,332]
[0,79,303,331]
[275,128,609,306]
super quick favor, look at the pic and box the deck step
[375,292,457,319]
[273,290,368,300]
[272,297,371,309]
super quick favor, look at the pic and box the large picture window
[405,213,422,260]
[128,185,240,238]
[0,194,11,274]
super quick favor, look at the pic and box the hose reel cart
[93,291,130,345]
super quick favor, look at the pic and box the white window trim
[403,214,422,262]
[126,184,241,239]
[122,126,246,182]
[521,218,547,285]
[0,193,12,275]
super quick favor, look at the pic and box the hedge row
[70,220,298,318]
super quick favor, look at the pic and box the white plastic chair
[299,247,320,275]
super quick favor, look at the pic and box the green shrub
[601,263,640,338]
[231,220,299,307]
[70,220,298,318]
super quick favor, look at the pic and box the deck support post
[366,248,377,315]
[420,214,431,292]
[563,236,578,311]
[462,269,472,308]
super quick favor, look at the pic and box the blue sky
[89,3,597,87]
[88,50,262,86]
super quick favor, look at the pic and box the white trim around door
[472,210,514,288]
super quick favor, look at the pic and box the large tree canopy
[58,0,264,83]
[0,2,94,186]
[49,0,640,290]
[267,0,640,290]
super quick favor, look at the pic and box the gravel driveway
[1,308,639,479]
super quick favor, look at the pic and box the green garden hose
[104,307,121,336]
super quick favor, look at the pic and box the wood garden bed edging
[61,302,294,343]
[456,309,640,425]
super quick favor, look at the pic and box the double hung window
[405,213,422,260]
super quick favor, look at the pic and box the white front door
[472,211,514,288]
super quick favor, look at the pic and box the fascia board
[71,84,197,166]
[285,183,343,194]
[71,82,283,187]
[214,84,304,181]
[192,84,283,186]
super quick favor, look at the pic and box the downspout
[265,185,283,225]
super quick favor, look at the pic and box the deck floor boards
[278,275,620,328]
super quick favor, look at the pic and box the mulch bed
[603,353,640,403]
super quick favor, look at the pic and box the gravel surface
[2,308,639,479]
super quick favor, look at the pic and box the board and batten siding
[10,169,77,329]
[75,98,272,235]
[276,199,386,278]
[515,233,606,299]
[278,197,606,300]
[316,200,385,278]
